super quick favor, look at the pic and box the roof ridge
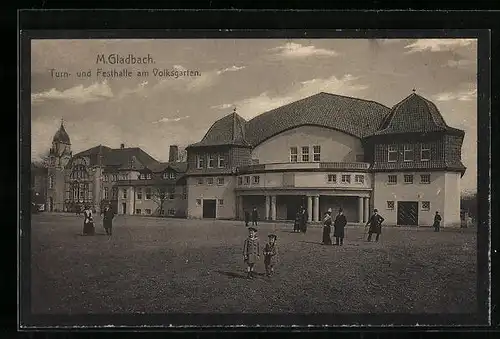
[319,91,391,110]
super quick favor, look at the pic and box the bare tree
[151,186,168,216]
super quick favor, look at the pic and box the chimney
[120,143,125,149]
[169,145,179,162]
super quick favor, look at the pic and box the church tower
[47,119,72,211]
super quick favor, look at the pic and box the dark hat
[268,234,277,239]
[248,227,257,232]
[373,209,378,213]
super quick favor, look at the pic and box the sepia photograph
[23,33,487,327]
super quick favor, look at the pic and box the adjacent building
[37,90,466,227]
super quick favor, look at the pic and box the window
[341,174,351,184]
[112,174,118,182]
[217,177,225,185]
[420,174,431,184]
[122,189,127,199]
[388,175,397,184]
[290,147,298,162]
[244,176,250,185]
[404,174,414,184]
[48,176,54,189]
[146,173,152,180]
[135,209,142,215]
[104,187,109,199]
[421,145,431,161]
[196,199,202,206]
[182,186,187,200]
[140,174,145,180]
[197,177,204,185]
[218,199,224,205]
[103,174,109,182]
[388,145,398,162]
[218,155,225,168]
[404,145,414,162]
[136,188,142,200]
[169,187,175,200]
[168,209,175,216]
[252,176,260,184]
[421,201,431,211]
[355,174,365,184]
[208,154,215,168]
[112,187,118,199]
[196,155,204,169]
[313,145,321,162]
[327,174,337,183]
[238,177,243,185]
[119,174,127,181]
[145,209,152,215]
[160,209,165,215]
[301,146,310,162]
[145,188,152,200]
[387,201,395,210]
[169,172,176,179]
[206,177,214,185]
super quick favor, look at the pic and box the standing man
[366,209,384,242]
[102,204,116,236]
[251,206,259,226]
[300,207,308,234]
[433,211,442,232]
[244,209,250,227]
[333,208,347,246]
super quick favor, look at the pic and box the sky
[31,38,478,192]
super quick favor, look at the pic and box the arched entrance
[49,197,53,212]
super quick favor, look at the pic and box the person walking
[433,211,442,232]
[251,207,258,226]
[366,209,384,242]
[333,208,347,246]
[322,208,333,245]
[82,205,95,236]
[102,204,116,236]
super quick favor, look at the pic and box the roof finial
[60,117,64,126]
[412,88,416,93]
[233,106,237,114]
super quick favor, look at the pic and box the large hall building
[36,91,466,227]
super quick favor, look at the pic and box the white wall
[444,172,461,227]
[373,172,446,226]
[187,176,237,219]
[251,125,364,164]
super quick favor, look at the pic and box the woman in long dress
[322,208,333,245]
[82,205,95,236]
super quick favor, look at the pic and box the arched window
[71,164,89,180]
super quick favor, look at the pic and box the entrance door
[203,199,217,218]
[397,201,418,226]
[122,203,127,215]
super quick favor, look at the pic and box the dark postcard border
[18,12,492,329]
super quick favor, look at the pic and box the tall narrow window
[104,187,109,199]
[313,145,321,162]
[122,189,127,199]
[421,145,431,161]
[196,155,204,169]
[388,145,398,162]
[404,145,414,162]
[145,188,152,200]
[218,155,225,168]
[48,176,54,189]
[238,177,243,185]
[208,154,215,168]
[301,146,310,162]
[112,187,118,199]
[290,147,298,162]
[136,188,142,200]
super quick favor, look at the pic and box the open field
[30,213,476,314]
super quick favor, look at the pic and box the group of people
[242,227,278,279]
[81,204,116,236]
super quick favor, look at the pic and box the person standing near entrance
[244,209,250,226]
[322,208,333,245]
[251,207,258,226]
[293,207,302,233]
[366,209,384,242]
[333,208,347,246]
[243,227,260,279]
[433,211,442,232]
[102,204,116,236]
[82,205,95,236]
[299,207,308,233]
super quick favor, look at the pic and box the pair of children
[243,227,277,279]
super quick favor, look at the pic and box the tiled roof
[146,162,188,173]
[71,145,159,169]
[189,112,251,148]
[52,122,71,144]
[373,93,464,136]
[245,92,391,146]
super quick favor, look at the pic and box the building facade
[185,92,466,227]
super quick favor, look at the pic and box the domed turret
[52,119,71,144]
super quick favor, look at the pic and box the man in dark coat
[251,207,258,226]
[333,208,347,245]
[294,206,303,232]
[102,204,115,236]
[300,207,308,233]
[366,209,384,242]
[244,209,250,226]
[433,211,442,232]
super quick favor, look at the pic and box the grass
[30,213,477,314]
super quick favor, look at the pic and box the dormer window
[208,154,215,168]
[421,145,431,161]
[196,155,204,169]
[146,173,152,180]
[404,145,414,162]
[140,174,145,180]
[169,172,176,179]
[388,145,398,162]
[218,155,225,168]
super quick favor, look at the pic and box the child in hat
[243,227,260,279]
[263,234,278,277]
